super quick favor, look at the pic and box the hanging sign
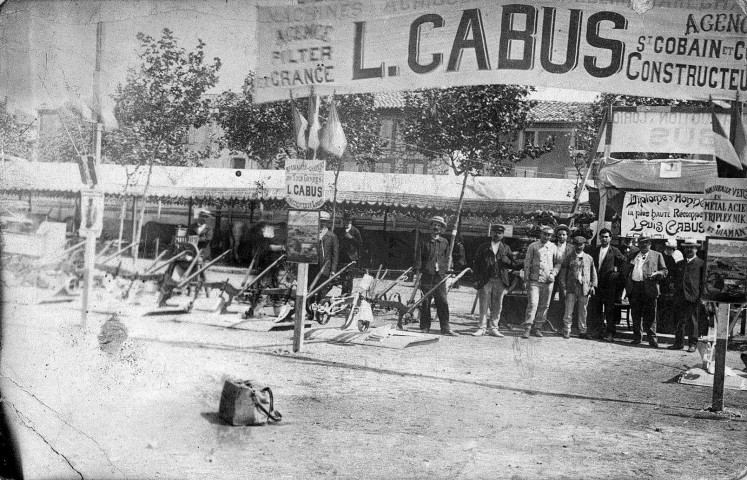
[621,191,705,240]
[255,0,747,104]
[285,158,326,210]
[702,178,747,238]
[286,209,319,264]
[79,189,104,238]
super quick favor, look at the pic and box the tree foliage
[400,85,553,177]
[0,100,34,159]
[215,74,381,169]
[105,28,222,167]
[36,102,95,162]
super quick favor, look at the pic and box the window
[514,166,538,178]
[374,162,391,173]
[231,157,246,169]
[523,130,537,147]
[379,119,396,149]
[405,163,424,174]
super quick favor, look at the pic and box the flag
[320,98,348,158]
[307,94,320,151]
[734,107,747,169]
[292,106,308,150]
[711,101,743,173]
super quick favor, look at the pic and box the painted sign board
[256,1,747,103]
[285,159,326,210]
[621,191,705,240]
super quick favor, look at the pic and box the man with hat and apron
[413,216,459,336]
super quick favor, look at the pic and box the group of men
[412,216,705,351]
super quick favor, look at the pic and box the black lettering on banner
[498,4,537,71]
[584,11,627,78]
[352,22,384,80]
[447,9,491,72]
[408,14,444,74]
[540,7,582,74]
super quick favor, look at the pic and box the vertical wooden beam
[711,303,730,411]
[293,263,309,353]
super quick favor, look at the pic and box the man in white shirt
[591,228,625,341]
[625,236,668,348]
[522,225,562,339]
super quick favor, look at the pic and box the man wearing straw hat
[414,215,458,336]
[558,236,597,339]
[668,238,703,353]
[625,235,668,348]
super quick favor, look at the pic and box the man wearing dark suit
[668,238,704,352]
[188,208,214,260]
[308,211,339,317]
[591,228,626,342]
[626,236,668,348]
[471,225,515,338]
[339,215,362,296]
[413,216,458,336]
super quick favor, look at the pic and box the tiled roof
[373,93,592,124]
[527,101,592,123]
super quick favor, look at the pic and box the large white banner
[255,0,747,103]
[621,191,705,240]
[597,110,731,154]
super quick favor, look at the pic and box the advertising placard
[256,1,747,104]
[703,237,747,303]
[597,111,731,154]
[702,178,747,238]
[285,158,326,210]
[286,210,319,264]
[621,191,704,240]
[79,189,104,238]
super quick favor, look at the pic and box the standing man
[668,238,703,352]
[188,208,214,260]
[550,225,573,325]
[522,225,562,339]
[660,239,683,334]
[309,211,339,310]
[414,216,458,336]
[591,228,626,342]
[471,225,515,338]
[339,214,362,296]
[559,236,597,339]
[626,236,668,348]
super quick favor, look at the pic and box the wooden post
[711,302,730,412]
[293,263,309,353]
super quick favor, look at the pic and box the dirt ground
[1,280,746,480]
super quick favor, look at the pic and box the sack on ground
[218,379,282,426]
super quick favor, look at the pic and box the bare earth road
[1,283,746,480]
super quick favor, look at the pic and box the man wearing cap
[625,236,668,348]
[188,208,214,260]
[309,211,339,311]
[591,228,626,342]
[669,238,704,352]
[559,236,597,339]
[413,216,458,336]
[471,224,515,337]
[339,214,362,296]
[522,225,563,339]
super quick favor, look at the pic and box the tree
[107,28,221,257]
[215,75,381,171]
[401,84,553,267]
[0,100,34,160]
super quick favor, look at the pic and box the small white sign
[285,158,325,210]
[79,189,104,238]
[659,160,682,178]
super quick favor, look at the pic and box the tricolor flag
[711,101,743,174]
[734,106,747,170]
[320,98,348,158]
[307,93,321,152]
[292,106,308,150]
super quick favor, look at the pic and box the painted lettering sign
[255,0,747,103]
[703,178,747,237]
[621,191,705,240]
[285,158,326,209]
[598,110,731,154]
